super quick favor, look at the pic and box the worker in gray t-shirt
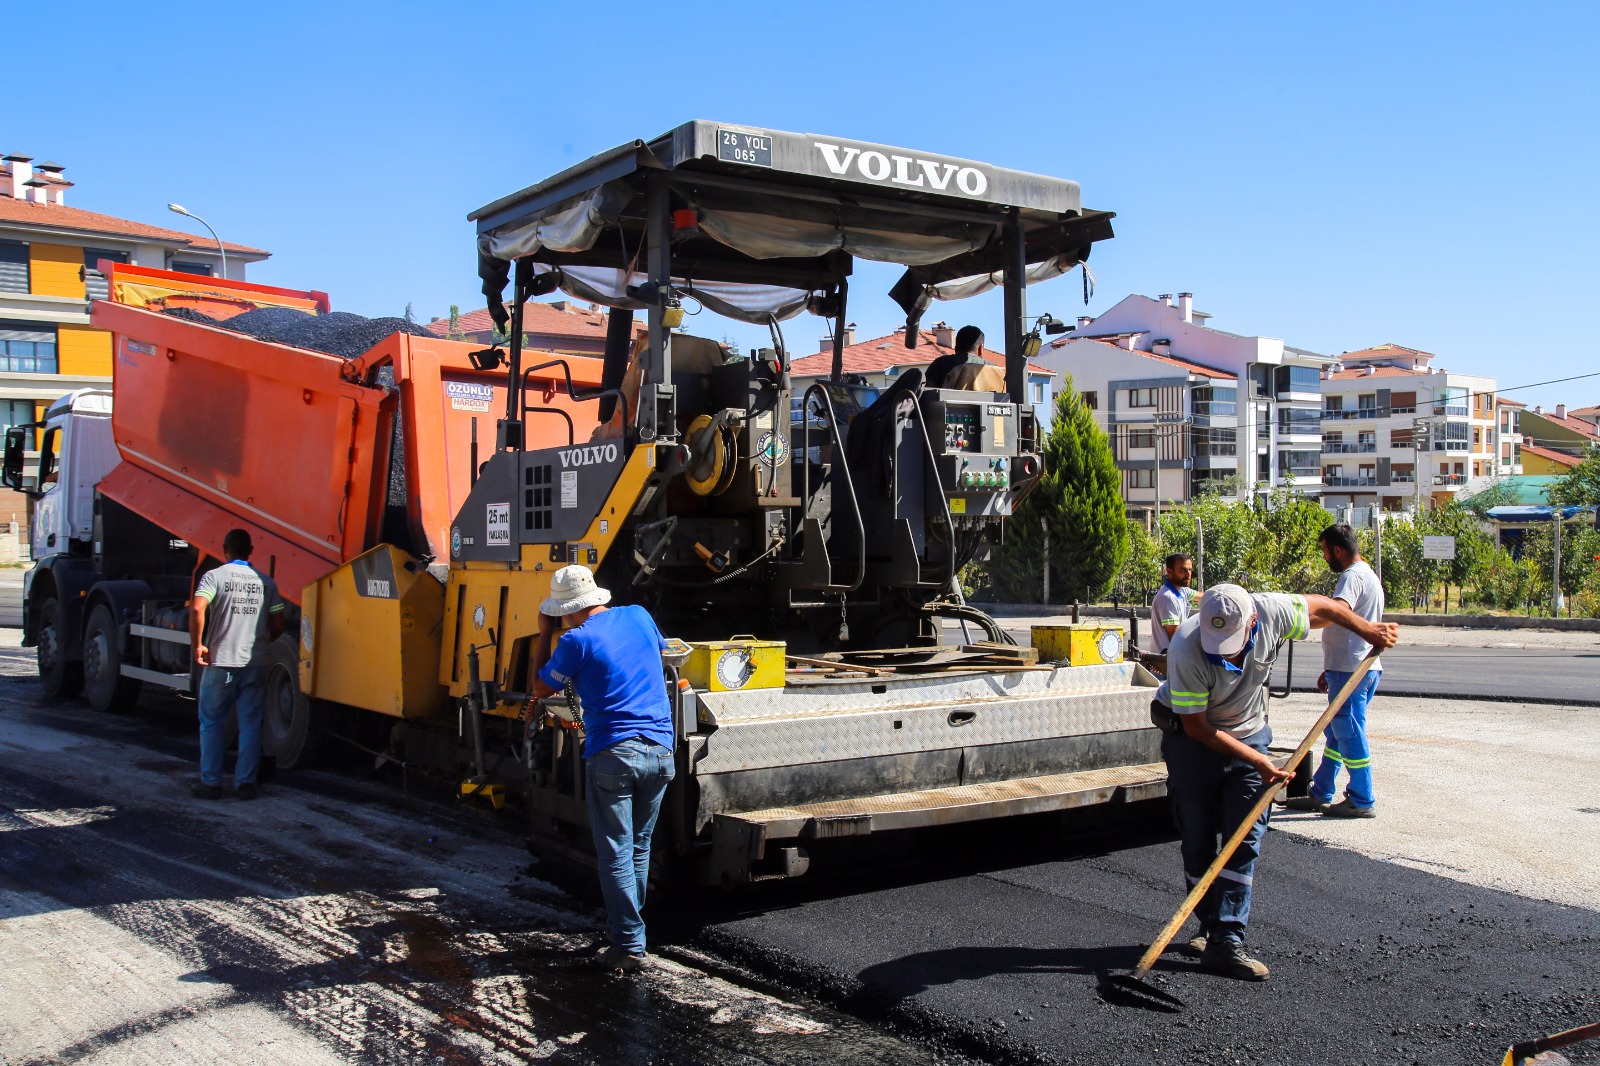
[1284,523,1387,819]
[189,528,285,800]
[1149,552,1197,655]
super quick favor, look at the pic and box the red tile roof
[1520,443,1582,468]
[1525,409,1600,440]
[788,330,1052,378]
[1568,404,1600,424]
[1340,343,1435,360]
[1497,398,1528,408]
[0,195,268,254]
[425,301,641,339]
[1049,336,1233,379]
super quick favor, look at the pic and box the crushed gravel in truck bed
[162,306,434,360]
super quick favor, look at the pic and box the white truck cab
[13,389,120,567]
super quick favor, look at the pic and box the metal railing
[1433,474,1468,486]
[1322,442,1377,453]
[1323,476,1378,487]
[1322,405,1416,420]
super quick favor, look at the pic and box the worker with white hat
[529,564,675,973]
[1150,583,1399,981]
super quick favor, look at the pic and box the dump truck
[10,122,1173,886]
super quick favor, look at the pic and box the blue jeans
[198,665,266,787]
[1161,722,1273,941]
[585,736,675,956]
[1311,669,1380,808]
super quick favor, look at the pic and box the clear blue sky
[13,0,1599,408]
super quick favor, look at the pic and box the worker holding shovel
[1150,585,1399,981]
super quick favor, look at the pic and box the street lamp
[167,203,228,279]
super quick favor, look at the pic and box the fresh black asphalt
[673,810,1599,1066]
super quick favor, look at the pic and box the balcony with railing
[1322,442,1377,453]
[1324,476,1379,487]
[1433,474,1468,486]
[1322,405,1416,421]
[1390,472,1416,484]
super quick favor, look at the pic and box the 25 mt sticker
[486,502,511,546]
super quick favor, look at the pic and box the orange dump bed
[92,265,607,601]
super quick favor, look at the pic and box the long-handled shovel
[1501,1021,1600,1065]
[1102,654,1380,1011]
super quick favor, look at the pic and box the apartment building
[1515,403,1600,461]
[1035,292,1332,517]
[1318,344,1497,512]
[787,322,1056,428]
[0,152,269,526]
[1496,398,1525,476]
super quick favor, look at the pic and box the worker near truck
[1149,552,1196,654]
[529,565,675,974]
[1281,523,1385,818]
[1151,583,1398,980]
[924,325,1003,391]
[189,529,285,800]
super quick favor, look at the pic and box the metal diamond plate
[692,664,1160,775]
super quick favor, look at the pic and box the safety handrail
[520,359,631,435]
[800,382,866,593]
[523,406,576,447]
[906,397,956,592]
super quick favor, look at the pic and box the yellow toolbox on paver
[682,638,787,692]
[1031,623,1125,666]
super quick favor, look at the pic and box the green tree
[1549,445,1600,507]
[984,378,1128,602]
[1112,518,1163,604]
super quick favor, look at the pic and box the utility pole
[1195,515,1205,592]
[1553,511,1563,615]
[1041,516,1051,605]
[1374,513,1383,583]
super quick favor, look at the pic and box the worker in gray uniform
[1149,552,1196,655]
[1151,583,1398,980]
[189,529,286,800]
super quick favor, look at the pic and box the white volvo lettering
[814,142,990,197]
[814,142,860,175]
[558,443,620,468]
[857,150,890,180]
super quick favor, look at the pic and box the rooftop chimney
[819,322,858,352]
[932,321,956,348]
[844,321,856,346]
[1076,316,1094,330]
[1555,404,1567,419]
[1177,292,1193,323]
[4,154,34,201]
[1157,293,1173,307]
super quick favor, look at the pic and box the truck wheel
[262,634,323,769]
[37,597,83,699]
[83,604,143,713]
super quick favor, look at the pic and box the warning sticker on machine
[446,381,494,412]
[486,502,511,545]
[949,497,967,514]
[561,470,578,508]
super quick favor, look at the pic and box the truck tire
[37,597,83,699]
[82,604,143,713]
[262,633,324,770]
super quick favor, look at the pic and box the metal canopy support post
[830,277,849,382]
[642,172,672,442]
[1002,211,1028,407]
[500,258,531,451]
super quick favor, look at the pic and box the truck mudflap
[711,761,1169,883]
[687,661,1165,884]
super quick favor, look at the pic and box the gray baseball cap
[1198,584,1256,656]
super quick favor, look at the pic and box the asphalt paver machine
[454,121,1167,883]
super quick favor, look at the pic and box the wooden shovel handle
[1132,654,1379,978]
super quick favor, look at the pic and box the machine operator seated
[924,326,1006,393]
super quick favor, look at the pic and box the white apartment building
[1318,344,1498,512]
[1035,292,1332,518]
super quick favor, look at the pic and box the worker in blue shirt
[530,565,675,974]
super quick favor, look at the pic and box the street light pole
[167,203,228,279]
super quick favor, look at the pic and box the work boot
[1324,798,1375,819]
[1278,795,1326,812]
[1200,936,1270,981]
[1184,933,1208,957]
[598,945,645,974]
[236,783,259,801]
[191,782,223,800]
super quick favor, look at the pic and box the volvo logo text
[559,443,619,468]
[814,142,989,196]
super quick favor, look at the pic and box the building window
[170,261,214,276]
[1030,381,1045,404]
[1129,469,1154,488]
[0,321,58,373]
[1081,390,1097,410]
[1128,429,1155,450]
[1190,385,1237,417]
[1274,364,1321,395]
[83,248,130,302]
[1324,395,1344,413]
[0,240,28,294]
[1128,387,1156,408]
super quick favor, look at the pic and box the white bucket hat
[540,564,612,617]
